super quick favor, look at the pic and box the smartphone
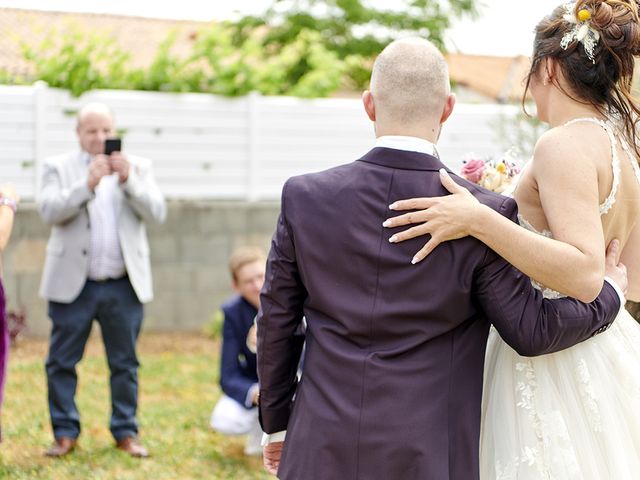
[104,138,122,155]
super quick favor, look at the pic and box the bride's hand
[383,169,480,263]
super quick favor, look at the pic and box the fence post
[33,81,48,197]
[246,91,260,202]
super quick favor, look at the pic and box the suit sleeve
[474,196,620,357]
[257,179,307,434]
[120,157,166,224]
[37,160,94,225]
[219,308,257,408]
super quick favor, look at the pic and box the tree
[21,25,130,96]
[190,22,344,97]
[8,0,479,97]
[14,21,344,98]
[234,0,478,88]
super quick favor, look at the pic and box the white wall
[0,84,524,200]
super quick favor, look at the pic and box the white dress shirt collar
[81,150,92,164]
[375,136,438,157]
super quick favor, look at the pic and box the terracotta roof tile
[446,53,531,103]
[0,8,203,77]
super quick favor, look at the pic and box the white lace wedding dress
[480,118,640,479]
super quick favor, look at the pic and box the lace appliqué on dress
[575,359,603,432]
[563,118,621,215]
[496,360,581,480]
[492,212,603,479]
[618,134,640,187]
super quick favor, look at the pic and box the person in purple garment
[210,246,266,456]
[0,183,18,441]
[256,37,628,480]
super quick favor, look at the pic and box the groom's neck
[375,122,440,144]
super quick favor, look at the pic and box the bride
[384,0,640,478]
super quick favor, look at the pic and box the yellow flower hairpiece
[578,8,592,22]
[561,3,600,63]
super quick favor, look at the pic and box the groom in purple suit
[256,38,627,480]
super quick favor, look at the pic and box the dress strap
[562,117,620,215]
[618,135,640,187]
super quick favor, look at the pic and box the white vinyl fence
[0,83,525,200]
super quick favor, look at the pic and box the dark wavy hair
[524,0,640,159]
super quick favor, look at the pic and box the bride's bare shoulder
[531,122,609,175]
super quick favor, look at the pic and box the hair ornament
[577,7,592,22]
[561,3,600,63]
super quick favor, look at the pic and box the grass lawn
[0,332,272,480]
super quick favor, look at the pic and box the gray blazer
[37,151,166,304]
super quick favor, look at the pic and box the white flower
[560,2,600,63]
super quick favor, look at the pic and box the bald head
[369,38,451,131]
[76,102,115,155]
[77,102,113,127]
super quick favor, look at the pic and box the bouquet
[460,150,522,194]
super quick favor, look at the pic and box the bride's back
[512,117,640,298]
[513,119,640,240]
[600,130,640,249]
[513,0,640,299]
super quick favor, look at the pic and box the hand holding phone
[109,152,130,184]
[87,156,112,191]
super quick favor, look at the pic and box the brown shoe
[116,436,149,458]
[44,437,77,457]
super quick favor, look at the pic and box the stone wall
[4,202,639,338]
[3,201,280,337]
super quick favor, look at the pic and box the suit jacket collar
[357,147,448,172]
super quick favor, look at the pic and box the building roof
[0,8,201,78]
[446,53,531,103]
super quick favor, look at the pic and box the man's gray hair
[370,37,450,125]
[77,102,114,126]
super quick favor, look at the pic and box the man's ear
[362,90,376,122]
[440,93,456,125]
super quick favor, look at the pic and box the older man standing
[37,103,166,458]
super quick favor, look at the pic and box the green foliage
[127,32,196,93]
[0,70,26,85]
[21,24,131,96]
[187,22,344,97]
[10,20,344,98]
[203,308,225,341]
[5,0,478,96]
[236,0,478,88]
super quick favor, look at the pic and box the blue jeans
[45,277,143,441]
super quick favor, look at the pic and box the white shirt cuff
[261,430,286,446]
[604,277,626,313]
[245,383,260,408]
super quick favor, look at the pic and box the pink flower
[461,158,486,183]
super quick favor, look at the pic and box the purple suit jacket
[257,147,620,480]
